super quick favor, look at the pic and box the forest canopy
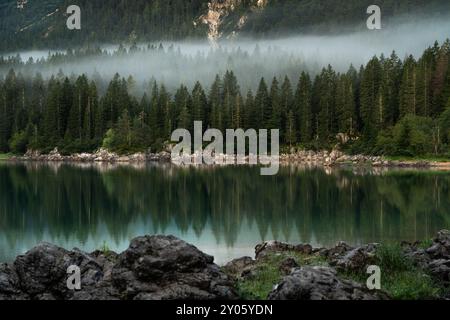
[1,40,450,157]
[1,0,450,52]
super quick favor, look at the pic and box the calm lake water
[1,162,449,264]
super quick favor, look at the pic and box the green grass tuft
[341,244,442,300]
[235,252,327,300]
[100,241,111,254]
[417,239,434,250]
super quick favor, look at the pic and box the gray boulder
[268,266,388,300]
[330,244,378,273]
[0,236,237,300]
[111,235,237,300]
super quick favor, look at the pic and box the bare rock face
[0,236,237,300]
[268,266,388,300]
[111,235,237,300]
[426,230,450,260]
[330,244,379,273]
[223,257,256,280]
[319,241,354,259]
[0,264,25,300]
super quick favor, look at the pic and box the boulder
[268,266,389,300]
[223,257,256,279]
[110,235,237,300]
[426,230,450,259]
[0,236,237,300]
[279,258,299,275]
[330,244,378,273]
[319,241,354,259]
[12,243,114,299]
[427,259,450,285]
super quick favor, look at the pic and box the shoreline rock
[9,148,172,163]
[6,148,445,169]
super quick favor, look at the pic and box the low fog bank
[2,15,450,94]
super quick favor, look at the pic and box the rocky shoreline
[5,148,447,169]
[1,230,449,300]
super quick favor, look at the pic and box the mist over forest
[1,14,450,94]
[1,1,450,159]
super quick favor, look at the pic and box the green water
[1,162,449,264]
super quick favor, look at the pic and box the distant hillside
[1,0,450,52]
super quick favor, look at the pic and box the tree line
[2,0,449,52]
[1,40,450,156]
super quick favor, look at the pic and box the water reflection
[0,162,449,264]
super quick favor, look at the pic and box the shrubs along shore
[1,230,449,300]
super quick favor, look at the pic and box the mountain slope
[1,0,450,52]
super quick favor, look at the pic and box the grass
[100,241,111,254]
[340,244,442,300]
[235,252,328,300]
[375,244,440,299]
[234,244,444,300]
[417,239,434,250]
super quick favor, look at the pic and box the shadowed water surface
[1,162,449,264]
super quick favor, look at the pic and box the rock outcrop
[404,230,450,286]
[0,236,237,300]
[10,147,440,169]
[14,148,171,163]
[268,266,388,300]
[279,149,430,168]
[2,231,450,300]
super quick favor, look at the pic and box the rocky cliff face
[197,0,268,46]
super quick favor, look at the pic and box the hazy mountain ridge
[1,0,450,52]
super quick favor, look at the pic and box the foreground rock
[0,235,237,300]
[268,266,388,300]
[403,230,450,285]
[229,230,450,300]
[2,231,450,300]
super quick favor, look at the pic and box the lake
[0,162,449,264]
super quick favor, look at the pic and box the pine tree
[336,73,355,135]
[315,66,337,143]
[254,78,270,129]
[115,109,132,151]
[360,57,383,143]
[269,77,281,130]
[175,85,192,132]
[191,81,208,124]
[223,71,239,130]
[209,75,223,130]
[244,90,255,130]
[43,77,61,146]
[148,82,161,142]
[296,72,312,143]
[399,55,418,117]
[0,69,18,151]
[280,76,294,143]
[431,41,450,117]
[159,84,172,140]
[285,110,296,148]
